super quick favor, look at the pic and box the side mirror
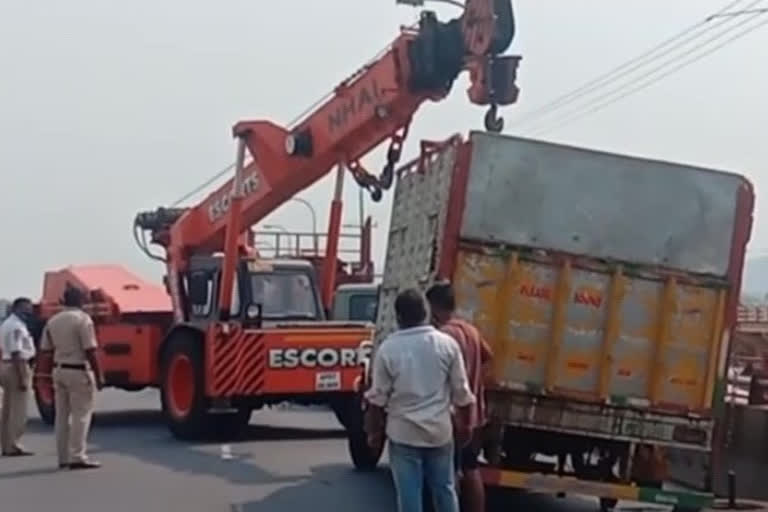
[187,273,210,306]
[244,303,263,328]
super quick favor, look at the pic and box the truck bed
[377,132,752,427]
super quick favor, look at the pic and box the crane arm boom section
[138,2,519,262]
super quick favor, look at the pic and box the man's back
[0,313,35,361]
[441,318,492,430]
[366,325,474,447]
[43,309,96,364]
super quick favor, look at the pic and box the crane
[128,0,520,441]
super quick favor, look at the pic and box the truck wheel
[599,497,618,511]
[34,377,56,425]
[160,334,208,440]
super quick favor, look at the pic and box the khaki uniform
[40,308,99,466]
[0,313,35,454]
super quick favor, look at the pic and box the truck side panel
[452,248,727,410]
[460,132,745,277]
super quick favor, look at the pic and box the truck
[33,0,522,441]
[354,131,754,512]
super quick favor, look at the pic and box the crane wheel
[160,333,208,440]
[348,428,384,472]
[345,390,384,471]
[34,376,56,425]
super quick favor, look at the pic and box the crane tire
[160,333,208,440]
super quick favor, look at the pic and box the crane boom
[136,1,520,264]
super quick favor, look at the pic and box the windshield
[250,272,319,319]
[347,294,378,322]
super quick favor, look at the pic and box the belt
[55,363,87,371]
[1,359,34,365]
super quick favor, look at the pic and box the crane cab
[182,255,326,326]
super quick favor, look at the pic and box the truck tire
[34,377,56,425]
[160,333,209,440]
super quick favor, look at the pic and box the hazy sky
[1,0,767,299]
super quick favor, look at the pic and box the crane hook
[484,104,504,133]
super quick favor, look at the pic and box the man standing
[426,282,493,512]
[365,288,475,512]
[0,297,36,456]
[39,287,103,470]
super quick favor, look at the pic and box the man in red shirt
[426,282,493,512]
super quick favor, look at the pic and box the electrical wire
[170,162,235,207]
[528,9,768,137]
[509,0,753,130]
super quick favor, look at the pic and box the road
[0,390,683,512]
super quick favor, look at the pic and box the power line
[170,162,234,207]
[509,0,754,130]
[527,8,768,137]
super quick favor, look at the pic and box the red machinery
[35,0,521,440]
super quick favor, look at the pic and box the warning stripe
[210,330,266,396]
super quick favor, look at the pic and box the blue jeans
[389,441,459,512]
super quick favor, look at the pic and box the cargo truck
[353,131,754,511]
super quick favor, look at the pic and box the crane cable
[527,5,768,137]
[509,0,759,131]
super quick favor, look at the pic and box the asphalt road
[0,389,677,512]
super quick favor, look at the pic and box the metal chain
[349,122,411,203]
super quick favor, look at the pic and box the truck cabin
[181,255,325,327]
[331,283,379,323]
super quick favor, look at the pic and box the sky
[1,0,767,299]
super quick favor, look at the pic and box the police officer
[39,287,103,470]
[0,297,36,456]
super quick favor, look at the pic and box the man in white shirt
[0,297,36,456]
[365,289,475,512]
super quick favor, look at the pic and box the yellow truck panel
[453,248,727,411]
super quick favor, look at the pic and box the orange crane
[36,0,521,441]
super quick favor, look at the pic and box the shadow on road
[0,466,61,480]
[231,464,395,512]
[30,408,345,441]
[231,464,596,512]
[30,409,345,486]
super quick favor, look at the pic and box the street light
[290,197,319,255]
[290,197,317,237]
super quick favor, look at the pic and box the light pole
[290,197,318,254]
